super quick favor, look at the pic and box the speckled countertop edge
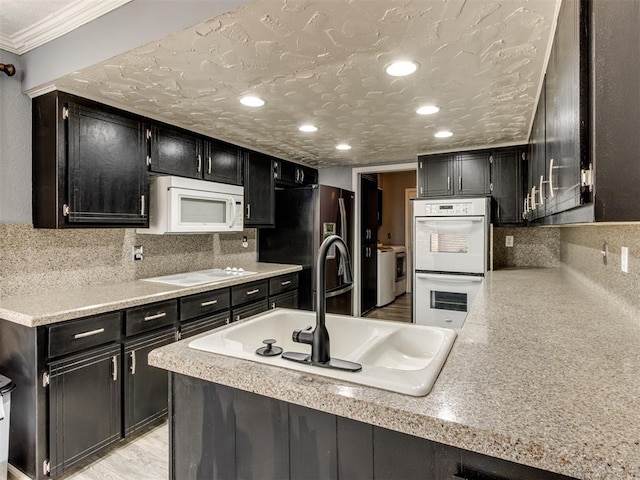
[0,263,302,327]
[149,268,640,480]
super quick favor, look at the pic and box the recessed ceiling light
[416,105,441,115]
[434,130,453,138]
[299,124,318,133]
[385,60,419,77]
[336,143,352,151]
[239,96,265,107]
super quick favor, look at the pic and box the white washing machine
[377,247,396,307]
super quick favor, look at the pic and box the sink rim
[188,308,457,397]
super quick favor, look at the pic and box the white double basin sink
[189,309,457,396]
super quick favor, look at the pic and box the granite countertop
[0,262,302,327]
[148,268,640,480]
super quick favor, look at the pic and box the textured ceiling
[52,0,559,167]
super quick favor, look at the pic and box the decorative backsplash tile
[0,224,257,298]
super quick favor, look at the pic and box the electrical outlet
[132,245,144,261]
[621,246,629,273]
[505,235,514,247]
[242,236,249,249]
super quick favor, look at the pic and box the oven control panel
[416,197,488,216]
[423,203,470,215]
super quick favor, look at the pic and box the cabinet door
[48,343,122,478]
[269,290,299,309]
[232,299,269,322]
[203,139,243,185]
[300,166,318,185]
[244,151,275,227]
[455,151,490,196]
[360,245,377,315]
[490,148,525,225]
[360,175,378,244]
[529,82,547,220]
[274,159,298,187]
[423,154,454,197]
[179,311,230,340]
[149,125,201,178]
[66,103,147,225]
[547,0,585,215]
[124,328,175,437]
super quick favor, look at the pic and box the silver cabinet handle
[300,169,305,183]
[271,302,276,309]
[197,154,202,172]
[246,289,260,295]
[144,312,167,322]
[530,186,538,209]
[200,299,218,307]
[447,176,451,191]
[225,317,231,325]
[140,194,145,216]
[548,158,555,197]
[539,175,545,205]
[281,280,291,286]
[208,156,212,175]
[458,176,462,191]
[74,328,104,339]
[130,351,136,375]
[246,204,251,219]
[112,356,118,382]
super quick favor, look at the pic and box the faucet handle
[292,326,314,345]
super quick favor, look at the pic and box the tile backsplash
[0,224,256,298]
[492,226,561,269]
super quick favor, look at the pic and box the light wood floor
[8,423,170,480]
[364,292,412,323]
[8,296,411,480]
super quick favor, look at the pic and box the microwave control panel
[234,201,244,226]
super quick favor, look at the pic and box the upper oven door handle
[415,217,483,222]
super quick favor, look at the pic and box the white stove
[142,267,257,287]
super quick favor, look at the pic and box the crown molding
[0,0,132,55]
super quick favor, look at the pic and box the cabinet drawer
[48,312,122,358]
[269,291,298,310]
[125,300,178,337]
[179,289,230,321]
[231,280,268,307]
[269,273,298,296]
[232,299,269,322]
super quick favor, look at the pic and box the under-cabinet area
[0,265,300,479]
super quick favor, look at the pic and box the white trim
[416,140,528,157]
[351,162,418,316]
[0,0,132,55]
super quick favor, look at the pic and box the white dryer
[376,247,396,307]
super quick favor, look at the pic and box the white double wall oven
[412,197,489,329]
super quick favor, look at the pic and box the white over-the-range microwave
[137,176,244,235]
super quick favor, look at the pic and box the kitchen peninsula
[149,267,640,480]
[0,262,301,479]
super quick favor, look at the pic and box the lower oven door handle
[416,273,483,283]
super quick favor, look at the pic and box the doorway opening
[351,163,417,317]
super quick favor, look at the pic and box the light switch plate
[505,235,514,247]
[621,246,628,273]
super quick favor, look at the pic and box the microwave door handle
[227,199,235,228]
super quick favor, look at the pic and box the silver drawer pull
[246,289,260,295]
[281,281,292,286]
[74,328,105,339]
[112,356,118,382]
[130,351,136,375]
[144,312,167,321]
[200,300,218,307]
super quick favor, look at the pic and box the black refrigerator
[258,185,354,315]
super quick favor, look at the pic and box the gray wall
[318,166,353,191]
[0,50,31,223]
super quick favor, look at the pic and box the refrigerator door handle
[338,197,348,279]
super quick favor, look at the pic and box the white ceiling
[2,0,560,167]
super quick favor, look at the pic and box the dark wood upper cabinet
[418,152,489,197]
[148,125,200,178]
[244,150,275,227]
[203,139,243,185]
[33,92,148,228]
[490,147,526,225]
[274,159,318,187]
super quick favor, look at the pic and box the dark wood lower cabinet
[171,375,577,480]
[123,327,175,437]
[47,343,121,478]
